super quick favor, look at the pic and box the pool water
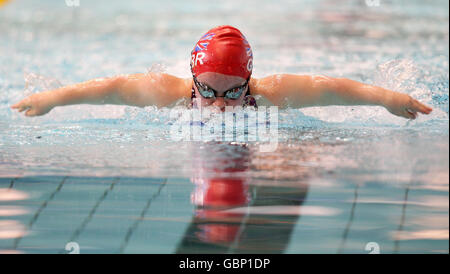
[0,0,448,253]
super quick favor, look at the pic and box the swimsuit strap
[242,85,257,108]
[190,86,196,108]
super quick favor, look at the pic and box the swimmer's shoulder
[157,74,192,99]
[118,73,192,104]
[249,74,313,107]
[129,73,192,99]
[249,76,280,106]
[249,75,285,101]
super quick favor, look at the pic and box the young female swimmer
[12,25,432,119]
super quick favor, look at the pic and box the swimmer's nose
[212,97,226,112]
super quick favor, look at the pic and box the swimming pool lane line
[118,179,168,254]
[393,159,427,253]
[337,183,360,254]
[59,177,120,253]
[393,187,410,254]
[12,176,68,250]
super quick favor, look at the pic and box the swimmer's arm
[114,73,191,107]
[11,73,191,116]
[253,74,432,119]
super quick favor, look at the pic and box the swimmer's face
[193,72,248,111]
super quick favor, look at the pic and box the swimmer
[12,25,432,119]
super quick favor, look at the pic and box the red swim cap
[190,25,253,79]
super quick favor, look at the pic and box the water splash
[300,59,448,125]
[147,63,167,74]
[23,71,62,96]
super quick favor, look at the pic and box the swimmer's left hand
[384,93,433,119]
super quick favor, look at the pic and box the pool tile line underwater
[0,176,173,188]
[1,176,172,254]
[393,187,410,254]
[58,177,121,254]
[175,183,310,254]
[118,178,167,254]
[1,175,446,253]
[336,182,419,254]
[12,176,69,250]
[337,183,360,254]
[8,178,17,189]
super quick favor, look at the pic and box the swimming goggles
[193,76,250,100]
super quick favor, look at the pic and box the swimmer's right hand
[11,93,54,117]
[383,92,433,120]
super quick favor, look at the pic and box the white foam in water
[300,59,448,125]
[11,58,447,127]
